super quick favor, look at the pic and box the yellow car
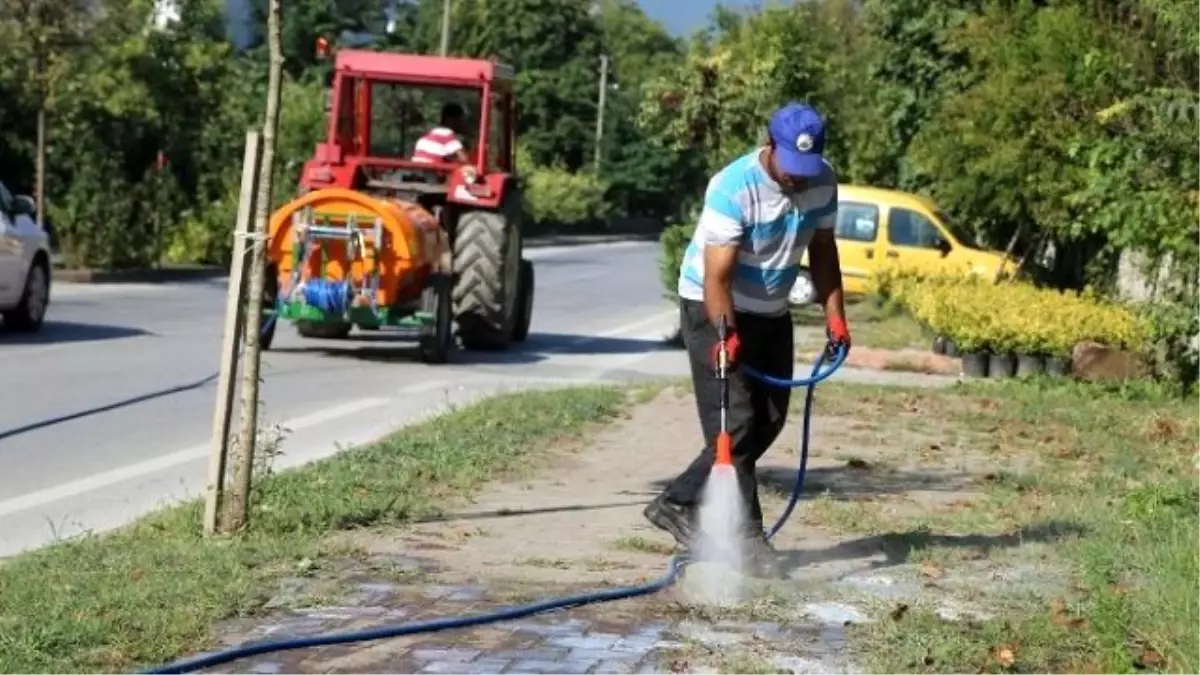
[791,184,1017,304]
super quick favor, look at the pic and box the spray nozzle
[714,314,732,379]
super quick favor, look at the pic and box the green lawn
[792,297,930,352]
[0,386,631,674]
[806,379,1199,674]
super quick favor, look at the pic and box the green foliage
[521,165,612,232]
[0,0,686,270]
[1138,299,1200,394]
[658,221,697,302]
[3,0,1195,376]
[635,0,1197,391]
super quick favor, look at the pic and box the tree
[0,0,89,228]
[226,0,284,532]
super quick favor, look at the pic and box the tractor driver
[412,102,471,165]
[643,102,851,579]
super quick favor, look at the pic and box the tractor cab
[302,49,517,214]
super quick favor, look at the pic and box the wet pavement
[195,554,864,675]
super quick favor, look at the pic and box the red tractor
[266,48,533,359]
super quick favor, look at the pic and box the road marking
[0,391,418,518]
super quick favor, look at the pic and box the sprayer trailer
[259,47,534,363]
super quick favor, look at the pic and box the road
[0,241,686,557]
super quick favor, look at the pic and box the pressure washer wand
[714,315,733,467]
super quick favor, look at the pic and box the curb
[53,236,661,284]
[53,266,228,284]
[524,233,659,248]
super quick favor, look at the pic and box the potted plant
[957,335,990,377]
[1043,313,1077,377]
[983,298,1017,379]
[1013,318,1048,378]
[932,334,948,355]
[988,345,1017,379]
[951,312,990,378]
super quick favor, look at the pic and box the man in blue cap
[644,101,851,578]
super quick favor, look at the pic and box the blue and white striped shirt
[677,149,838,316]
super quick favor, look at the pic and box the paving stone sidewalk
[202,560,862,675]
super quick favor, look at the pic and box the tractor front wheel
[452,206,521,350]
[419,273,454,364]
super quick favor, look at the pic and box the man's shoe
[643,493,696,549]
[741,529,786,579]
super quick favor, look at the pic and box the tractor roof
[334,49,515,86]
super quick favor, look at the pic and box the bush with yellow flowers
[874,268,1150,357]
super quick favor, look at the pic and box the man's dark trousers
[663,298,795,530]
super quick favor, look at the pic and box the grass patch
[793,297,928,351]
[0,386,628,674]
[813,377,1199,673]
[609,535,676,555]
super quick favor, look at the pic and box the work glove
[710,331,742,374]
[826,314,851,356]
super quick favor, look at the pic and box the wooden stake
[203,130,262,537]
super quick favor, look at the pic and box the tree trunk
[35,105,45,229]
[35,44,46,230]
[224,0,284,533]
[995,221,1023,283]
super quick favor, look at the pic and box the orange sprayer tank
[267,188,445,308]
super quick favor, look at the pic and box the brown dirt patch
[340,385,1001,590]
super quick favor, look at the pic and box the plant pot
[988,352,1017,379]
[944,340,961,358]
[1045,356,1072,377]
[932,335,948,355]
[1015,353,1046,378]
[961,352,989,378]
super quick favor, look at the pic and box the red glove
[827,314,851,352]
[710,331,742,373]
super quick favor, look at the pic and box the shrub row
[872,267,1150,357]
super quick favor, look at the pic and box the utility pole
[439,0,451,56]
[594,54,608,173]
[225,0,283,533]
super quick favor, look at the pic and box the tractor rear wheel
[511,259,534,343]
[451,206,521,350]
[296,320,352,340]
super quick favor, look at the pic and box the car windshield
[935,210,982,249]
[364,81,482,160]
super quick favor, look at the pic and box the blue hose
[743,344,849,539]
[303,279,351,317]
[139,344,848,675]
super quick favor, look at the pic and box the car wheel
[788,269,817,305]
[3,262,49,332]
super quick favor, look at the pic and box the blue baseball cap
[767,102,827,178]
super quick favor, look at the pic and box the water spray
[686,315,750,606]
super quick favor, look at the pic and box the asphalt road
[0,241,686,556]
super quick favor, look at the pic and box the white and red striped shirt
[411,126,464,163]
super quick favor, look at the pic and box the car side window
[888,207,943,249]
[834,202,879,242]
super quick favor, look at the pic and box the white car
[0,181,51,332]
[788,269,816,305]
